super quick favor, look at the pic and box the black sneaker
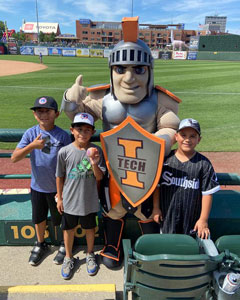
[53,244,66,265]
[28,241,49,266]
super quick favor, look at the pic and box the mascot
[61,17,181,268]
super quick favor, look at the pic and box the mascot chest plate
[100,116,165,207]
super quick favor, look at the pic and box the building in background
[205,16,227,33]
[76,19,197,49]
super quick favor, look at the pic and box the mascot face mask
[109,17,154,104]
[112,65,149,104]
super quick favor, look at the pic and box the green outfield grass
[0,55,240,151]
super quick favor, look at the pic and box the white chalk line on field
[0,86,65,90]
[0,86,240,95]
[174,91,240,95]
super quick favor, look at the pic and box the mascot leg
[138,220,160,234]
[100,215,124,269]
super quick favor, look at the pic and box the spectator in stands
[152,118,220,239]
[11,96,71,266]
[56,112,106,280]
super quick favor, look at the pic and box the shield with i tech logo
[100,116,165,207]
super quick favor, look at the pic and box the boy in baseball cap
[56,112,106,279]
[71,112,95,128]
[11,96,72,266]
[177,118,201,136]
[31,96,58,112]
[152,118,220,240]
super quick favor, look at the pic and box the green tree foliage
[49,32,56,42]
[0,21,5,38]
[11,32,28,42]
[39,31,45,42]
[39,31,56,43]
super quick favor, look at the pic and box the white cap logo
[39,97,47,105]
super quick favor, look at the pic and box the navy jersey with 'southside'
[159,150,220,234]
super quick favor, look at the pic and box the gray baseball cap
[177,118,201,135]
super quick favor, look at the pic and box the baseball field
[0,55,240,151]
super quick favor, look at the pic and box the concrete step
[0,284,116,300]
[0,246,123,300]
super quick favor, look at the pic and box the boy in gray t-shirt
[56,112,106,280]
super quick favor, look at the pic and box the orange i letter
[118,138,144,188]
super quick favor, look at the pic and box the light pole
[36,0,40,43]
[131,0,134,17]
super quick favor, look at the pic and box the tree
[0,21,5,39]
[39,31,56,43]
[39,31,44,42]
[11,32,27,42]
[49,32,56,42]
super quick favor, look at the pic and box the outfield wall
[199,35,240,52]
[2,44,240,61]
[197,51,240,61]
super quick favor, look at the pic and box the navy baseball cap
[30,96,58,111]
[177,118,201,135]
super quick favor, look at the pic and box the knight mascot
[61,17,181,268]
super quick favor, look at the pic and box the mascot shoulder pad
[87,84,110,93]
[155,85,182,103]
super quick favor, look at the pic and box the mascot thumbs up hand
[66,75,87,104]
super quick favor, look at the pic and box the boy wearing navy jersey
[152,118,220,239]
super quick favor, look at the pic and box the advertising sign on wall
[8,42,18,54]
[62,48,76,57]
[104,49,111,58]
[48,47,62,56]
[0,46,4,54]
[34,47,48,56]
[189,36,200,50]
[20,46,34,55]
[159,51,172,60]
[90,49,104,57]
[172,51,187,60]
[151,50,159,59]
[187,51,198,60]
[76,48,89,57]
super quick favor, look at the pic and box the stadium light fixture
[36,0,40,43]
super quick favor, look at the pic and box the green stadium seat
[123,234,223,300]
[215,235,240,257]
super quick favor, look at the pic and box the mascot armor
[61,17,181,268]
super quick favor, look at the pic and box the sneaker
[61,257,75,280]
[53,244,66,265]
[29,241,49,266]
[86,252,98,276]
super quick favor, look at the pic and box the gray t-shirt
[56,143,106,216]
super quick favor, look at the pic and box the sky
[1,0,240,35]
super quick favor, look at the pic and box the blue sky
[1,0,240,35]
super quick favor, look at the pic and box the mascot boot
[100,215,124,268]
[138,219,160,234]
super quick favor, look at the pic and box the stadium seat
[123,234,224,300]
[213,236,240,300]
[215,235,240,257]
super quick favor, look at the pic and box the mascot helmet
[109,17,154,98]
